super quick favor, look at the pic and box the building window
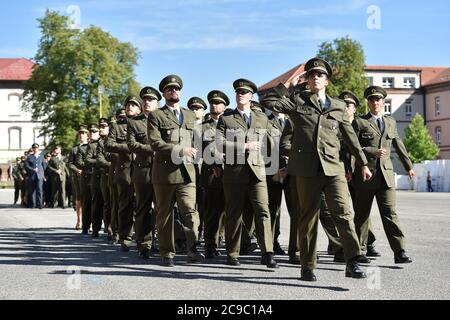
[405,99,412,116]
[403,77,415,88]
[435,97,440,116]
[367,77,374,86]
[435,127,441,145]
[8,93,21,117]
[384,99,392,114]
[8,127,22,150]
[382,77,394,88]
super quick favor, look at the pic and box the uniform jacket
[216,108,271,184]
[127,113,153,185]
[105,119,133,185]
[352,112,413,188]
[261,85,368,177]
[199,118,223,188]
[147,106,197,184]
[24,153,46,180]
[48,155,67,181]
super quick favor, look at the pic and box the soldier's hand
[212,167,222,178]
[278,167,287,179]
[408,169,415,178]
[361,166,372,182]
[375,148,387,158]
[183,147,197,158]
[345,172,353,182]
[245,141,261,151]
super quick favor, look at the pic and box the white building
[0,58,47,179]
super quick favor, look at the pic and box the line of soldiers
[12,145,70,209]
[66,57,414,282]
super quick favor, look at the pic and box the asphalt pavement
[0,189,449,300]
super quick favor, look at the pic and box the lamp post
[98,85,105,118]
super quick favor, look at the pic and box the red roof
[0,58,35,81]
[259,63,305,92]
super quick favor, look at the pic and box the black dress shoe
[356,255,371,264]
[81,229,88,235]
[367,245,381,257]
[92,232,99,238]
[300,269,317,282]
[333,250,345,263]
[240,243,258,255]
[120,243,130,252]
[205,247,220,259]
[227,257,240,266]
[394,250,412,264]
[273,241,286,255]
[261,253,279,269]
[187,251,205,263]
[139,248,150,259]
[288,256,301,265]
[162,257,174,267]
[327,244,334,255]
[345,260,367,279]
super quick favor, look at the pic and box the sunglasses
[165,86,180,92]
[236,89,251,95]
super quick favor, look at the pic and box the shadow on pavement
[0,227,350,292]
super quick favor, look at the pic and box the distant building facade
[0,58,46,180]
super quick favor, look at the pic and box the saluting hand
[361,166,372,182]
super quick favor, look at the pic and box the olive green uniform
[48,155,67,208]
[216,108,274,259]
[105,119,135,247]
[261,85,368,270]
[75,143,92,233]
[127,113,155,253]
[85,139,104,234]
[200,118,225,252]
[96,137,113,238]
[352,113,413,255]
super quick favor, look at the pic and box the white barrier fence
[395,160,450,192]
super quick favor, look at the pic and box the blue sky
[1,0,450,107]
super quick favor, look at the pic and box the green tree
[317,36,369,114]
[22,10,140,153]
[403,114,440,163]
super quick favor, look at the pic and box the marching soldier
[216,78,278,268]
[264,106,289,255]
[127,86,161,258]
[85,123,104,238]
[12,157,24,206]
[352,86,414,264]
[48,146,67,208]
[96,117,113,241]
[68,126,89,230]
[76,126,95,234]
[102,112,123,243]
[147,74,204,267]
[261,58,372,281]
[338,91,380,259]
[19,154,29,207]
[187,96,208,241]
[106,97,141,251]
[200,90,229,258]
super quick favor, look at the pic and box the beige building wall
[425,84,450,159]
